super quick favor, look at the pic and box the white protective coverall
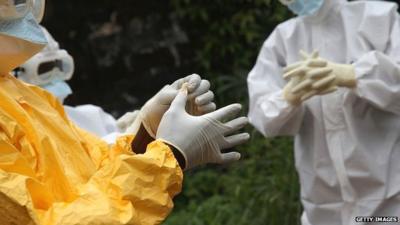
[64,105,120,140]
[248,0,400,224]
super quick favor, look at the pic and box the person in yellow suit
[0,0,250,224]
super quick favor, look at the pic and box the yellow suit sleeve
[42,138,183,225]
[0,79,183,225]
[63,127,184,225]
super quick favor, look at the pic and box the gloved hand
[283,76,311,105]
[282,50,356,105]
[136,74,216,137]
[116,110,139,133]
[283,70,338,105]
[157,85,250,170]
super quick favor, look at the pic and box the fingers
[173,74,210,97]
[223,133,250,149]
[307,59,327,67]
[224,117,248,135]
[299,50,318,59]
[285,50,321,74]
[286,65,336,95]
[283,66,306,79]
[308,68,332,79]
[170,78,185,89]
[157,84,180,104]
[312,74,336,89]
[220,152,241,164]
[291,79,313,94]
[195,91,214,105]
[294,76,336,101]
[188,79,210,99]
[196,102,216,114]
[300,89,318,102]
[171,74,201,92]
[288,67,333,95]
[283,59,327,77]
[186,74,202,92]
[300,50,310,60]
[170,86,188,110]
[283,61,303,73]
[310,50,319,59]
[300,84,337,102]
[208,103,242,121]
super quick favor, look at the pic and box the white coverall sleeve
[247,28,304,137]
[64,105,121,141]
[353,7,400,115]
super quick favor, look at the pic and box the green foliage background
[164,1,301,225]
[43,0,301,224]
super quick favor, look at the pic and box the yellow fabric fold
[0,74,183,225]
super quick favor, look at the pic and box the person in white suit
[247,0,400,224]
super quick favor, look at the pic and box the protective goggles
[0,0,45,22]
[15,49,74,86]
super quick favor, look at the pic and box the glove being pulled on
[156,85,250,170]
[134,74,216,137]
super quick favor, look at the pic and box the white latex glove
[116,110,139,133]
[136,74,216,137]
[282,50,356,105]
[157,86,250,170]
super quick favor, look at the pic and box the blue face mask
[41,80,72,103]
[287,0,324,16]
[0,13,47,44]
[0,13,47,74]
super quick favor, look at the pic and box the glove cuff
[335,64,357,88]
[138,110,157,138]
[156,138,190,170]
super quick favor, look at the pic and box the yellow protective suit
[0,74,183,225]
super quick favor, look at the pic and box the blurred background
[40,1,398,224]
